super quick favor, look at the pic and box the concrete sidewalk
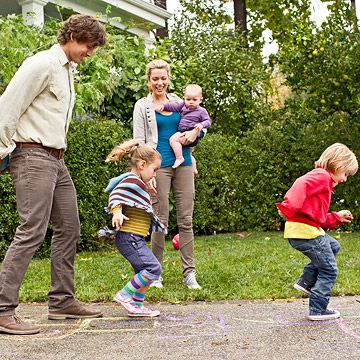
[1,296,360,360]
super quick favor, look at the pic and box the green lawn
[19,231,360,303]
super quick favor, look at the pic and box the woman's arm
[133,101,146,143]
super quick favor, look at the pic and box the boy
[277,143,358,321]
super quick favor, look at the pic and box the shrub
[0,119,130,259]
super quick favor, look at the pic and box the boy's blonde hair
[106,139,161,167]
[184,84,203,97]
[315,143,358,176]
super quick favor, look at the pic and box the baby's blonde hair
[106,139,161,168]
[315,143,358,176]
[184,84,203,97]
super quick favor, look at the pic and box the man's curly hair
[57,14,106,47]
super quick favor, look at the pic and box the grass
[19,231,360,303]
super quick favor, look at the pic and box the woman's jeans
[115,231,161,281]
[289,234,340,313]
[151,165,195,277]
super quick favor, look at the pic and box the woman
[133,59,201,289]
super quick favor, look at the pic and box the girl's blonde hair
[315,143,358,176]
[106,139,161,167]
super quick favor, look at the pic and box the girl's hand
[148,177,157,193]
[112,209,129,230]
[180,128,199,145]
[337,210,353,223]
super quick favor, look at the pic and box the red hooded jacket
[276,167,343,230]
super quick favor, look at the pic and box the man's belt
[15,142,65,159]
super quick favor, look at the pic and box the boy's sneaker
[183,271,202,289]
[293,278,312,296]
[308,309,340,321]
[127,306,160,317]
[114,292,137,313]
[150,276,163,289]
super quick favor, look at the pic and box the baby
[155,84,211,169]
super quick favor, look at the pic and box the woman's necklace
[152,93,167,106]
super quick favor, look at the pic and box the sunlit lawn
[19,231,360,303]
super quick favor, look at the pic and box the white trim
[18,0,48,26]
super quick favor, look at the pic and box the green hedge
[1,110,359,259]
[0,119,130,258]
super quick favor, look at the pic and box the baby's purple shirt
[163,101,211,132]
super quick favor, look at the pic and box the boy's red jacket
[276,167,343,230]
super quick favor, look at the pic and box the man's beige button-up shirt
[0,44,75,159]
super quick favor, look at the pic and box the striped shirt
[106,172,166,234]
[121,206,151,237]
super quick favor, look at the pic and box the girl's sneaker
[127,305,160,317]
[150,276,163,288]
[308,309,340,321]
[114,291,137,313]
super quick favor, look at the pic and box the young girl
[277,143,358,321]
[104,139,166,317]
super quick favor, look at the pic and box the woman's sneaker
[127,306,160,317]
[114,291,137,313]
[150,276,163,289]
[183,271,201,289]
[293,278,312,296]
[308,309,340,321]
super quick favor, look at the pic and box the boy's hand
[154,104,164,112]
[112,209,129,230]
[278,209,285,219]
[337,210,353,223]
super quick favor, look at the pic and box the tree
[170,0,270,135]
[234,0,247,38]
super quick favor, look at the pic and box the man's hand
[0,157,10,174]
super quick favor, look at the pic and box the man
[0,14,106,335]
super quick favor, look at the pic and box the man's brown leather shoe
[0,315,40,335]
[48,301,103,320]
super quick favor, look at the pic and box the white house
[0,0,172,41]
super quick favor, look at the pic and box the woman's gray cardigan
[133,93,182,148]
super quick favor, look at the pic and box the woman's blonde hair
[315,143,358,176]
[106,139,161,167]
[145,59,171,92]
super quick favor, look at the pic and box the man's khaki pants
[0,148,80,315]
